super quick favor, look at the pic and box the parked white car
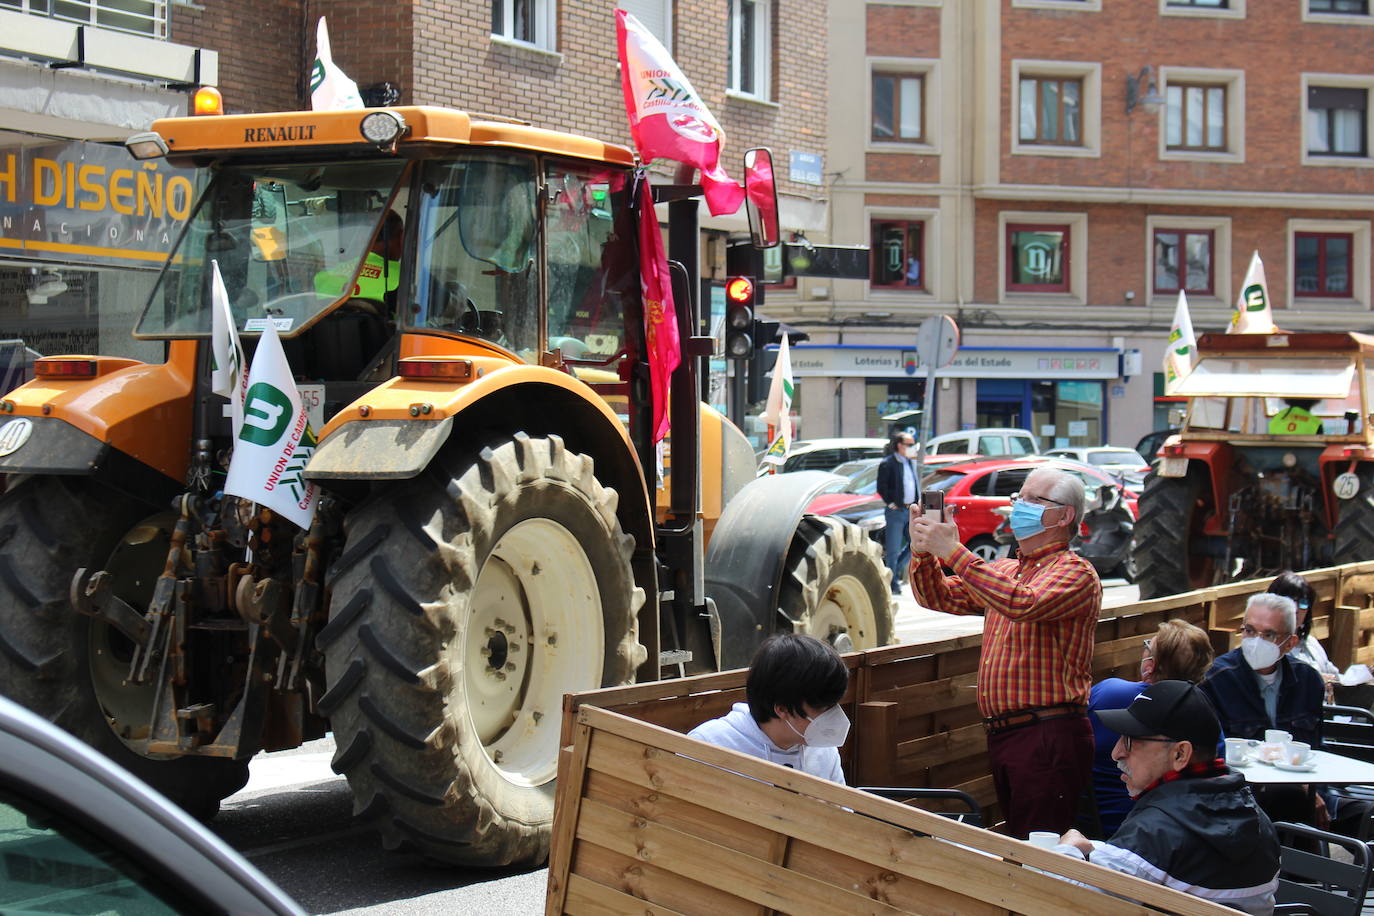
[925,427,1040,457]
[1043,446,1151,492]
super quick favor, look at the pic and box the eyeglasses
[1121,735,1177,753]
[1009,492,1067,507]
[1240,623,1290,644]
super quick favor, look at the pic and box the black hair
[884,431,912,456]
[1268,570,1316,639]
[745,634,849,723]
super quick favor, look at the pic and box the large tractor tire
[1132,470,1213,599]
[778,516,894,650]
[0,476,248,818]
[320,433,646,866]
[1334,468,1374,565]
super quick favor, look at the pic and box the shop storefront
[791,343,1125,447]
[0,138,195,373]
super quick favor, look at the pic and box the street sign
[916,314,960,369]
[914,315,961,484]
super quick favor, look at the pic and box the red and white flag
[637,177,679,443]
[616,10,744,216]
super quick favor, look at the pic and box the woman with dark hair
[1269,570,1338,695]
[1087,619,1214,835]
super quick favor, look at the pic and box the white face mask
[1241,636,1283,671]
[786,705,850,748]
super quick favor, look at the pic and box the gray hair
[1246,592,1297,636]
[1026,467,1086,530]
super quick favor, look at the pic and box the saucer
[1273,760,1317,772]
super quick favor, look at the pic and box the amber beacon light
[193,86,224,116]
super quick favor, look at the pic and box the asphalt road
[212,578,1140,915]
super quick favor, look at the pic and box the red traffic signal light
[726,276,754,303]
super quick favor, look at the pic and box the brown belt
[984,703,1087,735]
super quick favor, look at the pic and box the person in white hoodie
[687,633,850,783]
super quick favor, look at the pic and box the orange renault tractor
[0,104,891,865]
[1133,330,1374,598]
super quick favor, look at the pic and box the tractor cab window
[136,161,408,338]
[1174,355,1358,434]
[543,162,635,368]
[411,154,540,360]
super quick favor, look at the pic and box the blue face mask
[1009,500,1048,541]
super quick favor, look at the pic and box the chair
[1321,705,1374,765]
[1272,821,1372,916]
[858,787,984,827]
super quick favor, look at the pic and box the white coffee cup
[1265,729,1292,745]
[1028,831,1059,850]
[1224,737,1249,765]
[1284,741,1312,766]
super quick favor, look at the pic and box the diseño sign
[0,140,197,266]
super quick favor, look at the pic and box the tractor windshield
[1177,354,1368,435]
[136,161,408,338]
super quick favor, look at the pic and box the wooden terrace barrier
[560,561,1374,830]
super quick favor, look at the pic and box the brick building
[783,0,1374,452]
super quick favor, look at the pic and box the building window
[617,0,672,51]
[18,0,168,38]
[1006,224,1069,292]
[1167,83,1227,151]
[872,73,924,143]
[1154,230,1214,295]
[1310,0,1368,11]
[1309,86,1368,156]
[1167,0,1227,6]
[729,0,771,99]
[871,221,925,289]
[1295,232,1353,297]
[1019,76,1082,146]
[492,0,555,49]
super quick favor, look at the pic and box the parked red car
[922,456,1139,561]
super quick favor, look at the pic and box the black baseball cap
[1096,680,1221,751]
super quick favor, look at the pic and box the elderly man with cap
[1055,680,1280,914]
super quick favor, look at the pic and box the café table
[1231,747,1374,785]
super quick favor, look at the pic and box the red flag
[637,176,679,443]
[616,10,745,216]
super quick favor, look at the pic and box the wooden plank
[564,872,689,916]
[783,837,1009,916]
[578,712,1229,915]
[1331,605,1360,670]
[856,701,898,786]
[894,721,986,770]
[576,796,912,916]
[571,841,757,916]
[546,725,593,916]
[583,768,779,860]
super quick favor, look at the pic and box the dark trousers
[987,714,1094,839]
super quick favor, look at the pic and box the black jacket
[876,452,913,506]
[1199,648,1323,746]
[1092,773,1279,913]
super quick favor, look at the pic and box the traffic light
[748,318,780,403]
[724,276,755,359]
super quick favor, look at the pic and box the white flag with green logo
[1163,290,1197,395]
[309,17,363,112]
[1229,250,1278,335]
[209,260,246,435]
[224,322,319,528]
[761,333,794,467]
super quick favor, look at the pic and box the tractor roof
[150,105,637,167]
[1194,331,1374,356]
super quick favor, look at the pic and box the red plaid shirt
[909,540,1101,718]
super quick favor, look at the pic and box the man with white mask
[1199,591,1326,827]
[688,634,849,783]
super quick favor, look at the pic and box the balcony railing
[0,0,167,40]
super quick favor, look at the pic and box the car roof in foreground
[0,695,303,916]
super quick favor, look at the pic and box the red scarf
[1131,757,1228,800]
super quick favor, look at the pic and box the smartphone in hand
[920,490,945,523]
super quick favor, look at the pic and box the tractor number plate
[1334,471,1362,500]
[298,384,325,435]
[1159,456,1188,478]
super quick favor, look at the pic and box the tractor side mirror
[743,148,780,250]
